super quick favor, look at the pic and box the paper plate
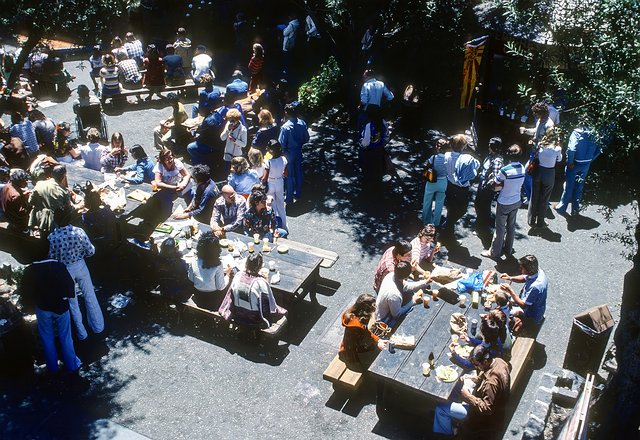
[219,239,230,247]
[277,245,289,253]
[454,345,473,358]
[435,365,459,383]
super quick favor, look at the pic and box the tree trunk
[6,32,42,91]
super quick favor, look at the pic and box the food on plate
[454,344,473,358]
[277,245,289,253]
[436,365,459,383]
[219,239,230,247]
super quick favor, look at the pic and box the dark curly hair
[195,230,221,269]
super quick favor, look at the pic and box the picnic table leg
[376,381,389,419]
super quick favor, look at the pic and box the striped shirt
[427,153,447,180]
[444,151,480,187]
[495,161,525,205]
[248,55,264,75]
[100,65,120,92]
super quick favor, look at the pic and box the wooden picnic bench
[278,237,339,269]
[102,79,201,104]
[509,336,536,392]
[323,354,368,391]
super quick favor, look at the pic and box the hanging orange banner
[460,36,488,109]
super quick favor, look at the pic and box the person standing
[19,258,82,373]
[248,43,265,92]
[28,165,74,237]
[48,208,105,341]
[263,140,288,230]
[422,138,448,227]
[220,108,247,176]
[359,105,389,196]
[282,14,300,75]
[359,69,394,111]
[528,129,562,228]
[1,169,31,232]
[278,104,310,204]
[482,144,525,260]
[554,127,602,217]
[519,102,555,203]
[474,137,504,234]
[443,134,480,240]
[433,345,510,437]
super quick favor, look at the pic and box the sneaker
[480,250,500,260]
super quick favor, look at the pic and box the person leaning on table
[339,293,389,366]
[210,184,247,238]
[499,254,548,337]
[433,345,510,438]
[376,261,428,326]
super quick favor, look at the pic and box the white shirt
[191,53,213,81]
[188,260,226,292]
[79,143,107,171]
[153,159,185,185]
[537,145,562,168]
[265,156,287,180]
[220,122,248,162]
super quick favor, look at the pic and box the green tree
[1,0,139,91]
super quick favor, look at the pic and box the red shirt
[373,246,395,293]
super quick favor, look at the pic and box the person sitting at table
[186,98,226,166]
[100,132,128,173]
[376,261,428,326]
[1,169,31,233]
[451,314,510,370]
[494,291,511,322]
[189,230,234,310]
[115,144,155,184]
[29,165,75,237]
[251,109,278,153]
[79,128,107,171]
[163,44,186,86]
[498,254,547,336]
[373,239,413,293]
[220,252,286,328]
[243,186,288,240]
[153,92,190,151]
[210,184,247,238]
[225,70,249,102]
[228,157,260,196]
[220,108,248,175]
[339,293,388,366]
[433,345,511,438]
[29,109,56,154]
[191,73,221,118]
[156,237,191,303]
[173,164,219,223]
[1,138,31,170]
[410,224,440,276]
[153,148,192,215]
[50,122,79,164]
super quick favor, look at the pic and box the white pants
[268,177,287,229]
[66,259,105,340]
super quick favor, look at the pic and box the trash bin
[563,304,615,376]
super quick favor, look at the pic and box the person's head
[192,164,211,184]
[504,144,522,161]
[87,127,101,143]
[253,43,264,57]
[165,44,175,55]
[488,137,503,154]
[55,122,71,142]
[166,92,179,106]
[518,254,539,276]
[200,73,213,87]
[479,317,500,345]
[92,46,101,57]
[435,137,449,153]
[495,291,509,307]
[391,239,413,263]
[11,111,24,124]
[9,169,29,188]
[539,127,559,146]
[231,70,243,80]
[532,102,550,120]
[111,132,125,151]
[258,109,274,127]
[147,44,158,59]
[160,237,179,258]
[220,184,236,204]
[77,84,90,99]
[176,27,187,38]
[245,252,263,276]
[226,108,242,124]
[125,32,135,42]
[53,206,72,228]
[102,53,115,66]
[394,261,413,280]
[266,140,283,158]
[111,36,123,48]
[249,187,268,211]
[129,144,148,161]
[116,51,128,62]
[346,293,377,321]
[28,109,46,122]
[248,147,264,167]
[0,166,10,184]
[488,308,508,342]
[470,345,494,371]
[84,190,102,211]
[284,103,298,119]
[363,69,374,81]
[196,44,206,54]
[230,156,250,175]
[51,164,67,184]
[196,230,222,269]
[158,148,175,169]
[450,134,468,153]
[417,224,436,244]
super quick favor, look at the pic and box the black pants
[474,187,495,231]
[444,184,471,234]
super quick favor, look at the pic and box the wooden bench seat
[104,79,201,103]
[323,354,365,392]
[509,336,535,392]
[278,238,339,269]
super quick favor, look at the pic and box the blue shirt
[225,79,248,100]
[10,120,39,155]
[278,117,310,154]
[163,54,184,78]
[228,170,260,195]
[444,151,480,187]
[122,157,155,184]
[495,161,525,205]
[521,268,548,323]
[252,125,278,149]
[197,87,222,114]
[360,78,394,108]
[567,128,601,164]
[428,153,447,179]
[189,179,220,223]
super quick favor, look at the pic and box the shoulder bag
[423,156,437,183]
[526,147,540,175]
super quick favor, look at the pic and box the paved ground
[0,60,634,440]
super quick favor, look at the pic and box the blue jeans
[284,150,303,202]
[36,308,81,372]
[422,178,447,226]
[523,173,532,201]
[187,141,215,166]
[433,402,469,435]
[67,259,104,341]
[556,163,590,214]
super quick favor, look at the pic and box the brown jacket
[466,357,511,432]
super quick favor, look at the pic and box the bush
[298,56,342,113]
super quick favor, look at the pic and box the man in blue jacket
[554,127,602,216]
[278,104,310,203]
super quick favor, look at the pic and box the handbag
[371,321,392,338]
[422,157,437,183]
[526,147,540,175]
